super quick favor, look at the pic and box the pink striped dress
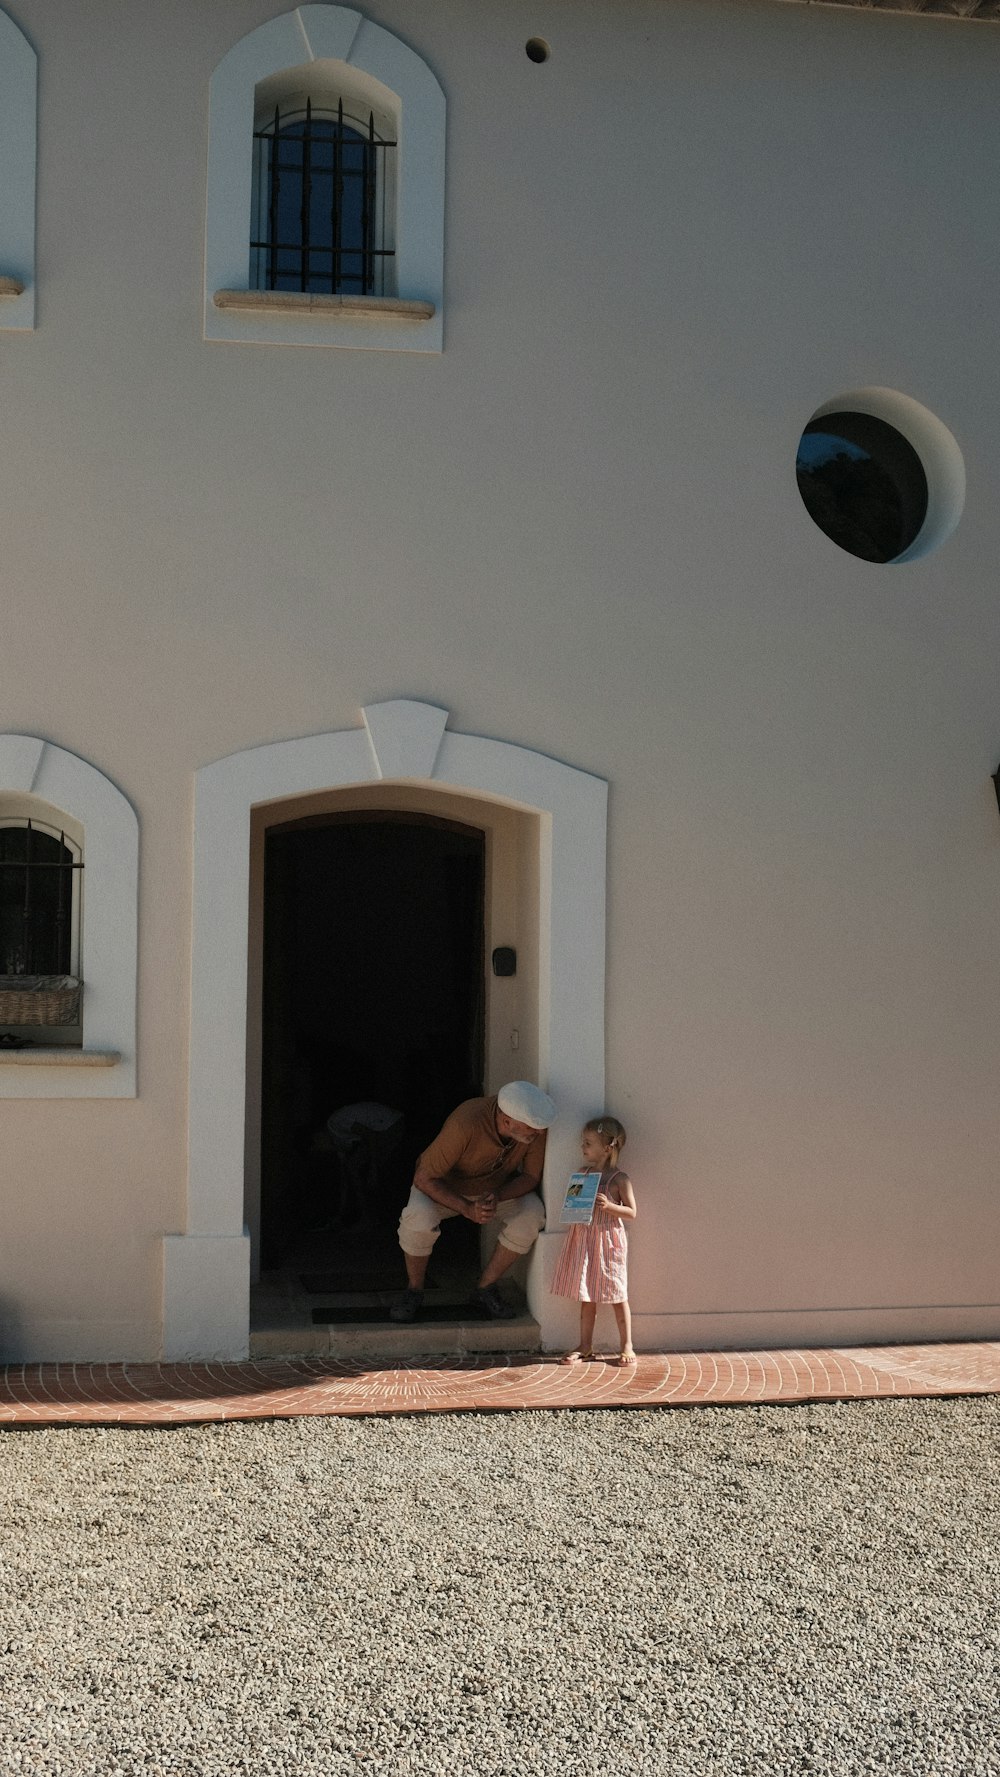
[551,1169,630,1304]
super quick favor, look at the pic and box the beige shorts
[398,1186,545,1259]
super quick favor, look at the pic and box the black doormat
[301,1271,408,1294]
[312,1302,487,1326]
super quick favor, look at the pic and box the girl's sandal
[614,1349,638,1366]
[559,1349,596,1365]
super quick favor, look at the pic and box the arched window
[205,6,444,352]
[0,806,83,1042]
[251,94,396,297]
[0,739,137,1096]
[0,818,82,976]
[0,6,36,331]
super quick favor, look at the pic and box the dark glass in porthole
[796,412,929,564]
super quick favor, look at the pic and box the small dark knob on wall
[492,947,517,977]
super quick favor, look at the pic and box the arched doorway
[259,810,486,1298]
[165,702,606,1360]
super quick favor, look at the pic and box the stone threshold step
[250,1314,541,1363]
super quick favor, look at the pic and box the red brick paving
[0,1343,997,1426]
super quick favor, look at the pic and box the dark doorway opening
[260,812,485,1302]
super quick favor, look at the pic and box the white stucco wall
[1,0,999,1359]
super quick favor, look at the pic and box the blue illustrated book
[560,1171,602,1225]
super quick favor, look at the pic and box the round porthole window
[795,390,964,565]
[796,412,927,564]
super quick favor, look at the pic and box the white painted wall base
[0,1317,156,1364]
[530,1229,586,1351]
[162,1233,251,1361]
[627,1304,1000,1354]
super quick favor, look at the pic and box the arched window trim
[205,5,445,353]
[0,738,137,1098]
[0,7,37,331]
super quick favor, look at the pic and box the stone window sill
[213,290,434,322]
[0,1047,121,1066]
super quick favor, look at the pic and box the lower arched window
[0,737,136,1094]
[0,810,83,1042]
[251,95,396,297]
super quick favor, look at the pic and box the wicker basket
[0,976,82,1026]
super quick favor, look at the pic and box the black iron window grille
[251,98,396,297]
[0,822,82,978]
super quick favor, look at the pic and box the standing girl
[552,1116,637,1364]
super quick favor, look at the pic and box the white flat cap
[497,1081,557,1129]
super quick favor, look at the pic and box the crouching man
[390,1081,557,1322]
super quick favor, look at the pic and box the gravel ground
[0,1395,998,1777]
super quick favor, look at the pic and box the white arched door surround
[164,701,607,1360]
